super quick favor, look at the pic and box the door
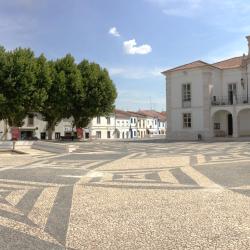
[228,114,233,136]
[40,132,46,140]
[228,83,236,104]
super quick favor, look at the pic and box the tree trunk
[47,127,53,140]
[1,120,8,141]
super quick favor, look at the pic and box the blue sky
[0,0,250,111]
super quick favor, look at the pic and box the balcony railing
[211,95,250,106]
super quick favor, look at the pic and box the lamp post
[241,72,249,104]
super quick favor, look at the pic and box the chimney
[247,36,250,57]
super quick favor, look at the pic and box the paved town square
[1,140,250,249]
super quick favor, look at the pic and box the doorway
[228,114,233,136]
[228,83,236,105]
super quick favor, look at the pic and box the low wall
[0,141,13,150]
[31,141,78,153]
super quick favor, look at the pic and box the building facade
[0,114,82,141]
[137,110,167,136]
[91,115,116,139]
[0,110,166,141]
[162,35,250,140]
[114,110,131,139]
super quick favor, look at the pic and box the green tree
[0,46,8,140]
[73,60,117,129]
[0,48,50,127]
[41,54,81,139]
[0,46,7,120]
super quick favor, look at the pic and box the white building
[90,115,116,139]
[138,110,167,136]
[0,110,166,141]
[0,114,82,140]
[162,35,250,140]
[128,113,138,139]
[128,111,147,138]
[114,110,130,139]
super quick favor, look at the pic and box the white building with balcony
[162,35,250,140]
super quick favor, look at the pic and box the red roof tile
[162,60,212,74]
[137,110,167,121]
[212,56,243,69]
[162,56,244,74]
[115,109,130,119]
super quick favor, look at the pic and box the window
[214,123,220,130]
[183,113,192,128]
[134,131,136,136]
[182,83,191,107]
[97,116,101,124]
[107,131,111,138]
[55,132,61,139]
[27,114,34,126]
[130,118,133,123]
[106,117,110,125]
[134,118,136,123]
[96,131,101,138]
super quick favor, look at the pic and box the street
[1,140,250,249]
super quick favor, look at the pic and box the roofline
[212,56,243,69]
[161,55,245,75]
[161,60,221,75]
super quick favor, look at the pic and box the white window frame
[183,113,192,128]
[182,83,191,108]
[97,116,101,124]
[106,117,111,125]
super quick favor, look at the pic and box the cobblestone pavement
[1,140,250,249]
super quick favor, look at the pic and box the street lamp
[241,78,245,89]
[241,75,249,103]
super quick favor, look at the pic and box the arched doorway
[212,110,233,137]
[238,108,250,136]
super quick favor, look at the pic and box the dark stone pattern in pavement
[45,186,74,245]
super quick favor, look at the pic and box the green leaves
[75,60,117,127]
[0,45,117,134]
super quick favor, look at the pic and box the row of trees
[0,46,117,139]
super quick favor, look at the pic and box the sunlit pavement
[1,140,250,249]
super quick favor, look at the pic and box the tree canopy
[0,46,117,138]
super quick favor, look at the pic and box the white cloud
[109,27,120,37]
[123,39,152,55]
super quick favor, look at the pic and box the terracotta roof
[162,56,244,74]
[127,111,147,118]
[137,110,167,121]
[162,60,212,74]
[115,109,130,119]
[212,56,243,69]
